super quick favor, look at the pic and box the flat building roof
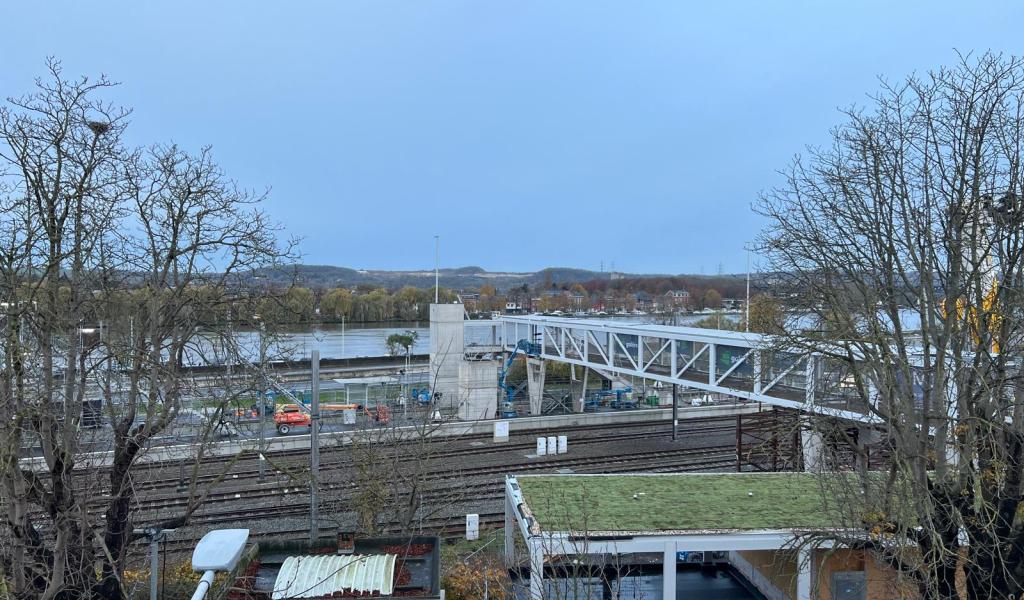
[515,472,837,535]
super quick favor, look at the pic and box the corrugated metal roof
[272,554,396,599]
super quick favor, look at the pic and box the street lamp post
[257,318,267,483]
[134,527,175,600]
[745,247,751,332]
[189,529,250,600]
[310,350,320,543]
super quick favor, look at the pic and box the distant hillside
[244,264,670,291]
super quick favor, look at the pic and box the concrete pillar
[430,303,465,406]
[573,367,587,413]
[855,425,876,472]
[801,416,824,472]
[662,542,676,600]
[529,540,545,600]
[526,357,546,416]
[753,350,763,395]
[458,360,499,421]
[504,493,515,565]
[804,354,817,406]
[709,343,717,384]
[796,546,813,600]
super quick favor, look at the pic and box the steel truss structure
[500,315,872,422]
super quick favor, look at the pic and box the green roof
[516,473,839,533]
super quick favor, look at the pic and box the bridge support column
[572,367,587,413]
[526,357,546,416]
[430,303,465,404]
[855,425,878,472]
[800,416,824,472]
[662,541,677,600]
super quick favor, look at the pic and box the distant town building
[723,298,745,311]
[633,292,653,311]
[663,290,691,310]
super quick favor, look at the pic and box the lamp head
[192,529,249,572]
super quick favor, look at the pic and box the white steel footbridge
[499,315,872,423]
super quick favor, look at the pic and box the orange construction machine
[274,402,362,435]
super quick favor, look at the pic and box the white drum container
[536,437,547,456]
[557,435,568,454]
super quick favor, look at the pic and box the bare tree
[0,60,291,599]
[756,52,1024,599]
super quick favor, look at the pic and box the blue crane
[497,339,541,417]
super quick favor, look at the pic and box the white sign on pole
[493,420,510,442]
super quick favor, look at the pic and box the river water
[191,314,740,365]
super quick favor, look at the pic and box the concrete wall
[736,550,798,599]
[736,548,920,600]
[458,359,499,421]
[429,303,465,405]
[816,549,919,600]
[730,551,788,600]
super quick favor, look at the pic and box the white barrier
[557,435,567,454]
[536,437,547,456]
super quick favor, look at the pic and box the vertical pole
[772,410,779,471]
[671,383,678,441]
[529,541,544,600]
[796,546,812,600]
[150,535,159,600]
[226,309,233,384]
[310,350,320,543]
[341,316,345,359]
[258,320,267,483]
[736,414,742,472]
[434,235,440,303]
[708,344,717,385]
[745,249,751,332]
[662,542,676,600]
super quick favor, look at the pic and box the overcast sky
[3,2,1023,274]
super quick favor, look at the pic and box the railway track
[136,441,736,514]
[34,414,753,561]
[63,415,738,494]
[131,422,739,505]
[145,444,738,557]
